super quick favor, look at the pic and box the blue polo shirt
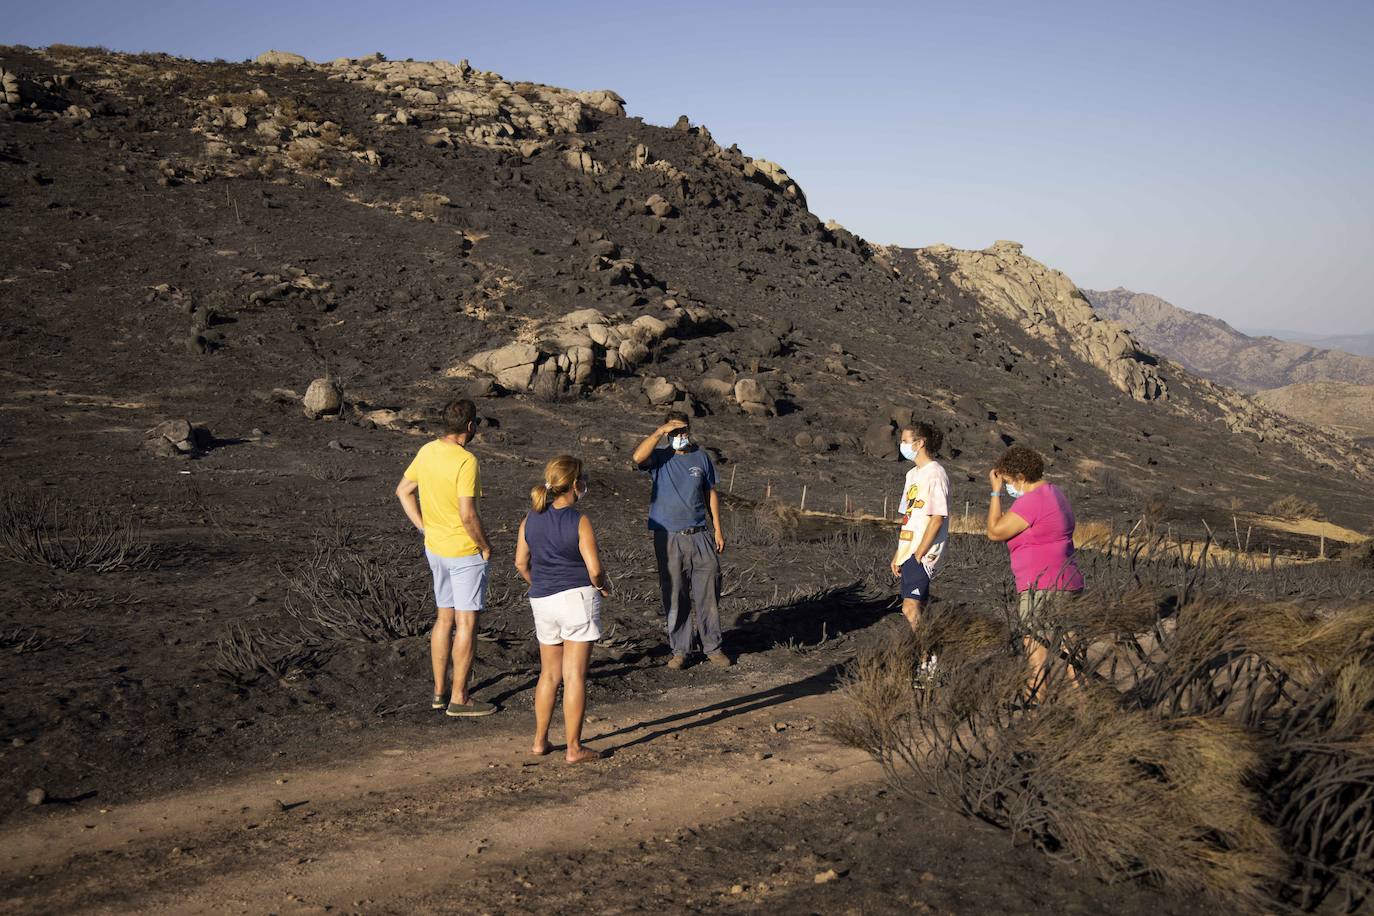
[641,447,717,532]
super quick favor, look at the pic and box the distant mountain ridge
[1082,287,1374,391]
[1242,327,1374,359]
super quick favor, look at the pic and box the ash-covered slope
[1,46,1369,522]
[1083,287,1374,391]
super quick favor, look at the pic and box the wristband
[990,491,1001,498]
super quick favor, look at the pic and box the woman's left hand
[988,469,1004,492]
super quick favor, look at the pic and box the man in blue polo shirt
[632,411,731,669]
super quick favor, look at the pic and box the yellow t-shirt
[403,439,482,558]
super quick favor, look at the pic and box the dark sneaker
[445,700,497,718]
[431,693,446,710]
[707,652,734,668]
[666,655,687,670]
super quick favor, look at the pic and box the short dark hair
[902,421,943,456]
[664,409,690,429]
[995,446,1045,483]
[443,399,477,436]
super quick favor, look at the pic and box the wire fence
[714,464,981,533]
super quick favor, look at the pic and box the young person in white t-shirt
[889,421,950,632]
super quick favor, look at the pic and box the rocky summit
[1,45,1370,524]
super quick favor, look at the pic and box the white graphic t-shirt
[895,460,951,575]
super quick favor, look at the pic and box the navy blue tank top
[525,506,592,598]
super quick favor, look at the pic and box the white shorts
[530,586,602,645]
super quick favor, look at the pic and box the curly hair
[902,421,943,457]
[994,446,1045,483]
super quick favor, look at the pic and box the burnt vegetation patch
[0,489,154,573]
[832,538,1374,912]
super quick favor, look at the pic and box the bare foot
[565,747,603,765]
[531,740,552,756]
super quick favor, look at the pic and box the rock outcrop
[255,50,309,67]
[465,299,717,398]
[326,56,624,153]
[908,241,1167,402]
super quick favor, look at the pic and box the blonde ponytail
[529,455,582,512]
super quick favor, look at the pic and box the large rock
[863,418,898,460]
[734,378,775,416]
[303,378,343,418]
[577,89,626,116]
[643,376,679,406]
[469,343,541,391]
[562,149,603,175]
[632,315,669,341]
[587,323,623,349]
[619,340,650,369]
[732,328,783,358]
[695,377,736,401]
[564,345,597,387]
[560,307,606,328]
[0,68,20,107]
[145,418,208,457]
[256,50,308,67]
[645,194,675,218]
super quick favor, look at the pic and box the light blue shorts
[425,549,489,611]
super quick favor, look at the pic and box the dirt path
[0,672,879,914]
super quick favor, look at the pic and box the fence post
[729,465,737,495]
[800,484,807,512]
[882,495,888,520]
[766,479,772,499]
[1320,535,1325,560]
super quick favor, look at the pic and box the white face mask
[670,434,691,450]
[1005,482,1023,499]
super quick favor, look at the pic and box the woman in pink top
[984,446,1083,698]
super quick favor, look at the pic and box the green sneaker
[445,700,497,718]
[431,693,446,710]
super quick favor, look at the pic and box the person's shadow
[585,664,845,754]
[725,580,897,655]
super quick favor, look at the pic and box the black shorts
[900,556,932,603]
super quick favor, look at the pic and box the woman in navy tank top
[515,455,610,764]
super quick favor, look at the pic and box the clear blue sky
[9,0,1372,334]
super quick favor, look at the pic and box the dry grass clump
[1267,494,1327,520]
[831,591,1374,911]
[752,497,801,542]
[1269,635,1374,911]
[0,489,154,572]
[722,499,801,548]
[283,543,429,642]
[213,623,327,684]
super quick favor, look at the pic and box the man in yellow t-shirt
[396,399,495,718]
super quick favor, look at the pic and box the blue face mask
[671,434,691,451]
[1005,483,1022,499]
[899,441,917,461]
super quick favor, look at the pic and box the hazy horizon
[7,0,1372,335]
